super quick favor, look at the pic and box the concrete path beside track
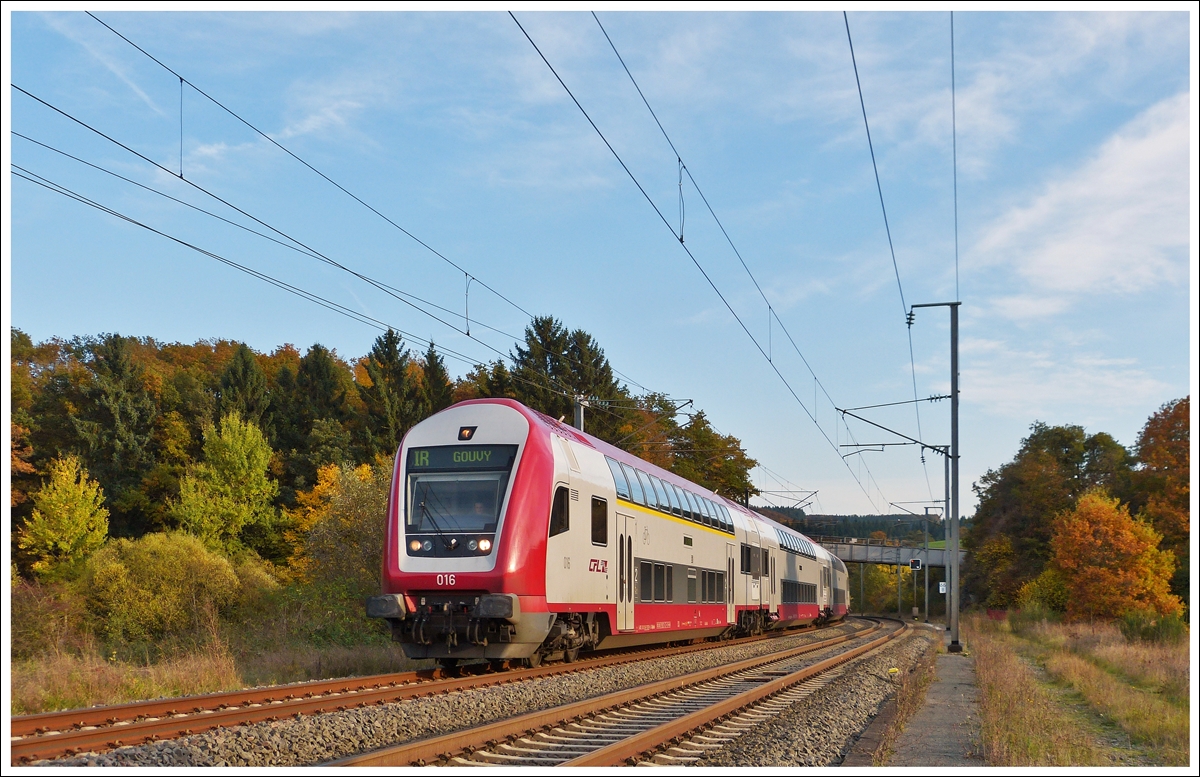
[887,628,984,766]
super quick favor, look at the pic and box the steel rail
[329,619,884,766]
[12,620,862,764]
[566,620,909,765]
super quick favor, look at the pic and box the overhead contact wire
[512,12,881,511]
[843,12,934,501]
[85,11,532,320]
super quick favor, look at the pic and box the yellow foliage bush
[84,532,239,642]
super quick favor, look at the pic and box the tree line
[964,399,1189,621]
[10,316,758,576]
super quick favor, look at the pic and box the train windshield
[408,473,506,533]
[405,445,518,534]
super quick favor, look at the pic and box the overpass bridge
[813,536,967,569]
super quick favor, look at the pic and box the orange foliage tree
[1133,396,1190,606]
[1050,490,1182,620]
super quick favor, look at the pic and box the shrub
[1016,566,1069,612]
[16,455,108,580]
[83,532,239,643]
[1118,609,1188,645]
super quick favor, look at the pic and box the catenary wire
[511,13,888,510]
[593,11,895,512]
[12,131,525,346]
[843,12,934,501]
[11,166,490,369]
[11,85,620,408]
[85,10,534,321]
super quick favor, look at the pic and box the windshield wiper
[418,499,459,550]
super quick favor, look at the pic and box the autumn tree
[1131,397,1189,607]
[965,421,1132,606]
[1051,490,1181,621]
[16,455,109,579]
[669,410,759,502]
[169,412,279,555]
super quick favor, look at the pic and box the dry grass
[1040,642,1189,765]
[11,644,241,715]
[1019,618,1189,706]
[963,614,1115,766]
[235,643,429,688]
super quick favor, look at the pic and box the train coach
[367,398,848,669]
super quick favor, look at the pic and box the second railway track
[333,618,905,767]
[12,619,871,765]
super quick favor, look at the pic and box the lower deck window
[782,580,818,604]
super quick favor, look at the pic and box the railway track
[332,618,905,767]
[11,619,868,764]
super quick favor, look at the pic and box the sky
[4,6,1197,519]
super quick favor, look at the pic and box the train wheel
[524,652,543,669]
[563,647,581,663]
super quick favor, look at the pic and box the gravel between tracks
[695,627,939,767]
[40,621,870,767]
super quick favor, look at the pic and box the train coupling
[365,593,407,619]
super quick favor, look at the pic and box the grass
[1017,618,1189,706]
[11,645,241,716]
[1009,616,1189,765]
[11,640,428,716]
[963,614,1118,766]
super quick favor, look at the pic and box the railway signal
[909,559,922,571]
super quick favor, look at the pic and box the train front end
[366,399,554,663]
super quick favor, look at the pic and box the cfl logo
[589,559,608,573]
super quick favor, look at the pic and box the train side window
[703,498,717,528]
[635,470,656,509]
[622,464,646,505]
[751,547,762,577]
[761,548,770,578]
[653,563,666,601]
[687,570,698,603]
[740,543,752,574]
[591,497,607,546]
[716,571,726,603]
[650,478,668,513]
[549,486,569,537]
[720,505,732,532]
[667,484,684,517]
[606,457,631,500]
[639,561,653,602]
[683,490,700,522]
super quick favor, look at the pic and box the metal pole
[945,448,951,628]
[897,558,902,618]
[573,397,585,431]
[860,562,864,615]
[950,302,960,647]
[923,514,929,621]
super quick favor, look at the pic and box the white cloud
[973,91,1188,314]
[41,12,166,117]
[961,339,1170,420]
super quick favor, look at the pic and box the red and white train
[367,398,849,668]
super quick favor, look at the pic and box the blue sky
[5,8,1196,516]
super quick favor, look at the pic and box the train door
[617,512,636,631]
[725,543,736,623]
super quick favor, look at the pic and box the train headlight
[422,540,433,551]
[468,540,478,551]
[409,539,422,552]
[478,538,492,552]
